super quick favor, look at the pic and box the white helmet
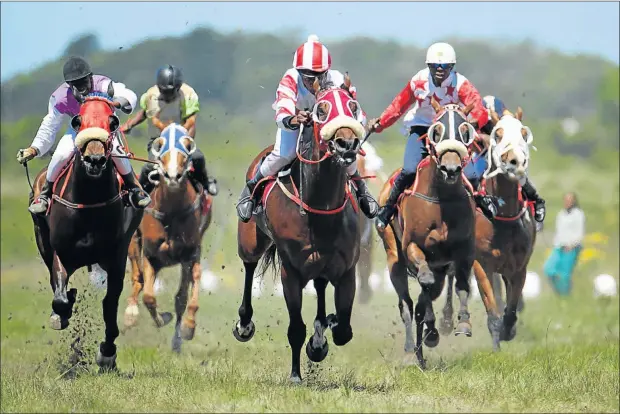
[425,42,457,64]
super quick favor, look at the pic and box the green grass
[1,259,618,413]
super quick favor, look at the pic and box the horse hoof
[417,356,427,371]
[96,350,117,372]
[171,336,182,354]
[417,268,435,286]
[180,324,195,341]
[424,328,440,348]
[438,318,454,336]
[454,322,473,337]
[123,304,139,329]
[306,338,329,363]
[155,312,173,328]
[500,325,517,342]
[49,312,69,330]
[232,320,255,342]
[289,375,302,384]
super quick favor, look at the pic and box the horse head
[427,97,477,185]
[486,107,533,182]
[149,123,196,190]
[70,93,119,178]
[309,73,365,167]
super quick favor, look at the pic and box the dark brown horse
[123,123,213,353]
[233,78,367,383]
[442,108,536,349]
[29,94,143,371]
[376,101,501,368]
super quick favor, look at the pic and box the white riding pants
[46,128,133,182]
[259,127,357,177]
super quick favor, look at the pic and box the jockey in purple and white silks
[16,56,151,214]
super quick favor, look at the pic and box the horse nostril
[176,173,183,180]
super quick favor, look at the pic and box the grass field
[1,256,618,413]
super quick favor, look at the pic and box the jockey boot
[122,173,152,209]
[522,177,546,222]
[350,171,379,219]
[376,171,416,230]
[190,156,219,196]
[28,180,54,215]
[139,163,157,194]
[236,169,266,223]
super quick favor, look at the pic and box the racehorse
[442,108,536,348]
[123,123,213,353]
[29,93,143,371]
[355,143,385,304]
[376,99,501,368]
[233,76,366,382]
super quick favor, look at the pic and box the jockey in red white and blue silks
[236,35,379,223]
[367,42,503,228]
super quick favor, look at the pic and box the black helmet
[156,65,183,92]
[63,56,92,83]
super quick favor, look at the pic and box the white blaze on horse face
[491,115,532,177]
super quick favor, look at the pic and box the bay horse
[233,77,366,383]
[123,123,213,353]
[449,108,536,348]
[29,93,143,371]
[376,100,501,368]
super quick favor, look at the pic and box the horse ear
[494,128,504,143]
[430,95,441,112]
[109,115,120,132]
[463,102,475,116]
[71,115,82,131]
[343,72,351,89]
[312,77,321,94]
[502,108,513,118]
[515,106,524,121]
[181,136,196,155]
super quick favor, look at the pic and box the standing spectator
[544,192,585,295]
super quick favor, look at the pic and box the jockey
[368,42,500,229]
[17,56,151,214]
[235,35,379,223]
[120,64,218,196]
[477,95,546,222]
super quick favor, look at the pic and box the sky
[1,1,619,82]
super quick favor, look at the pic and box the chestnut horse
[447,108,536,348]
[29,93,143,371]
[233,78,366,382]
[376,100,501,368]
[123,123,213,353]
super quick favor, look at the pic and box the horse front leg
[142,256,172,328]
[405,242,434,287]
[439,268,455,336]
[306,277,329,363]
[180,256,202,341]
[453,258,474,338]
[49,253,77,330]
[501,269,527,342]
[171,261,193,353]
[97,260,126,372]
[328,267,356,347]
[490,272,506,313]
[472,260,502,351]
[123,231,143,330]
[357,232,373,304]
[282,265,306,383]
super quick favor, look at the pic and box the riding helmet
[63,56,93,83]
[156,65,183,91]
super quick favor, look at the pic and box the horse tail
[257,244,280,282]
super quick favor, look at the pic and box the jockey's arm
[457,77,489,133]
[182,114,197,138]
[121,109,147,133]
[274,70,300,130]
[109,81,138,115]
[30,96,69,157]
[374,81,416,133]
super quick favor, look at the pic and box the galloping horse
[29,93,143,370]
[376,99,500,368]
[233,77,365,382]
[467,108,536,347]
[355,142,385,304]
[123,123,213,353]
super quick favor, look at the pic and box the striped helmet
[292,34,331,74]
